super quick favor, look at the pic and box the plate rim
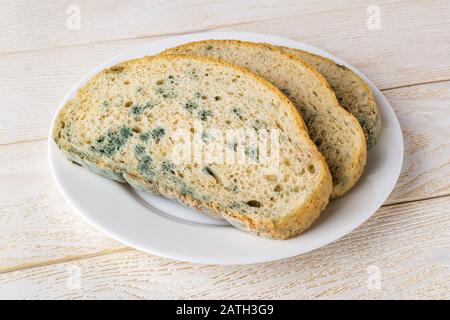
[48,31,404,265]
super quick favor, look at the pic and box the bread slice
[53,54,332,239]
[280,47,381,149]
[163,40,366,198]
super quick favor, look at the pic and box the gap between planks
[381,193,450,208]
[0,14,300,58]
[381,79,450,92]
[0,25,219,58]
[0,247,133,275]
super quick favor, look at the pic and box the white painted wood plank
[0,81,448,271]
[2,0,449,88]
[0,0,397,53]
[384,81,450,203]
[1,196,449,299]
[0,140,125,271]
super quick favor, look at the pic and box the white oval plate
[49,32,403,265]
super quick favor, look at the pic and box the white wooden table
[0,0,449,299]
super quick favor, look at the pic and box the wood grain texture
[384,81,450,203]
[1,196,449,299]
[3,0,450,93]
[0,80,448,272]
[1,0,450,145]
[0,140,125,271]
[0,38,148,146]
[1,0,449,299]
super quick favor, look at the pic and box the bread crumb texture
[53,54,332,239]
